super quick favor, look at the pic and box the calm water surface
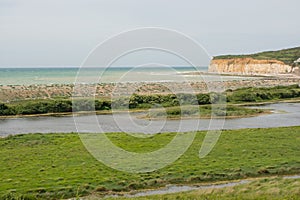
[0,103,299,136]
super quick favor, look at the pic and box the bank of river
[0,103,299,136]
[102,174,300,199]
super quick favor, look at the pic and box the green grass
[0,127,299,199]
[106,177,300,200]
[226,85,300,103]
[1,85,300,117]
[142,105,267,119]
[214,46,300,65]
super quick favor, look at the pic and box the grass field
[0,126,299,199]
[213,46,300,65]
[142,104,268,120]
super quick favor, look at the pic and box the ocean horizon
[0,66,209,85]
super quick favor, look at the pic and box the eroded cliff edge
[209,58,293,75]
[208,47,300,75]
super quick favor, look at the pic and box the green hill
[214,46,300,66]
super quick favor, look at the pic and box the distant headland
[209,46,300,75]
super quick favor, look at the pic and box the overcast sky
[0,0,299,67]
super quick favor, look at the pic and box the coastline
[181,71,300,78]
[1,77,300,102]
[1,78,300,119]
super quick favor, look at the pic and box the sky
[0,0,299,67]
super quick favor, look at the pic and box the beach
[1,77,299,102]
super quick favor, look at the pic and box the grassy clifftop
[214,46,300,65]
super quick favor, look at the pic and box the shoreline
[180,71,300,78]
[1,77,300,102]
[137,111,272,121]
[0,107,270,120]
[0,94,299,120]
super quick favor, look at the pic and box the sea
[0,66,254,86]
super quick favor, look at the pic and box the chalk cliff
[209,58,293,75]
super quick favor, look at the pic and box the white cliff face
[293,66,300,74]
[209,58,293,75]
